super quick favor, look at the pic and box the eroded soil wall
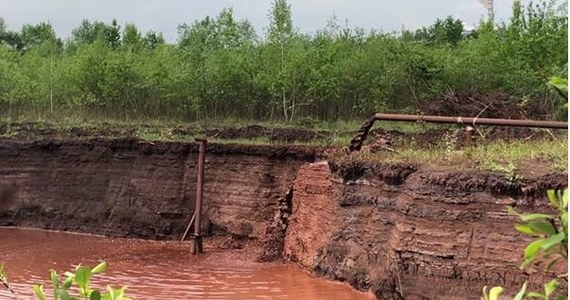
[0,138,567,299]
[0,139,317,258]
[284,161,567,299]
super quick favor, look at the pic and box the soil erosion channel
[0,138,567,299]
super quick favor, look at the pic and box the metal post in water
[191,139,207,255]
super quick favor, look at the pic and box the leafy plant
[33,262,130,300]
[482,189,568,300]
[1,261,129,300]
[548,76,568,121]
[0,263,19,299]
[549,76,568,97]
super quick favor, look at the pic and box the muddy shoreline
[0,137,567,299]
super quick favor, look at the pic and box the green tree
[71,19,121,48]
[0,18,24,51]
[122,23,142,51]
[262,0,301,120]
[142,30,165,49]
[414,16,464,46]
[20,22,61,51]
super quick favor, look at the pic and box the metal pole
[373,113,568,129]
[349,113,567,152]
[180,211,196,242]
[191,139,207,255]
[465,126,474,147]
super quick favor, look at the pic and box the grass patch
[342,137,568,173]
[1,118,567,173]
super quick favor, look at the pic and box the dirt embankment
[0,122,331,144]
[0,138,319,259]
[1,121,562,151]
[0,137,567,299]
[284,161,567,300]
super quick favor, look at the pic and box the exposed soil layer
[0,137,567,299]
[1,121,563,152]
[0,138,318,260]
[286,161,568,299]
[1,122,331,144]
[195,125,330,143]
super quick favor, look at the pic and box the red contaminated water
[0,227,373,300]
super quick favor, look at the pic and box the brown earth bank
[287,161,567,299]
[0,138,567,299]
[0,121,563,148]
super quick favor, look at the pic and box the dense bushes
[0,0,567,122]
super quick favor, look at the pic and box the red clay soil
[285,161,567,300]
[0,137,567,299]
[0,138,317,256]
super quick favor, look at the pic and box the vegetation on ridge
[0,0,567,123]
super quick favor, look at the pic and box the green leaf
[527,221,557,236]
[33,284,47,300]
[488,286,503,300]
[547,190,558,208]
[62,275,74,289]
[102,286,129,300]
[74,266,92,294]
[513,281,528,300]
[548,76,568,93]
[523,239,545,267]
[541,232,565,250]
[50,270,59,288]
[544,279,559,297]
[91,290,102,300]
[525,239,545,258]
[508,206,521,216]
[50,270,60,300]
[57,289,72,300]
[527,291,546,298]
[92,262,107,274]
[520,213,554,222]
[515,224,539,235]
[563,189,568,210]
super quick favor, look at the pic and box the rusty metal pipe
[373,113,568,129]
[191,139,207,255]
[349,113,567,152]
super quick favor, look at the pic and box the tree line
[0,0,567,122]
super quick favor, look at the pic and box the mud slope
[0,138,318,258]
[284,161,567,300]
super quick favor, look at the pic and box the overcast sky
[2,0,529,42]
